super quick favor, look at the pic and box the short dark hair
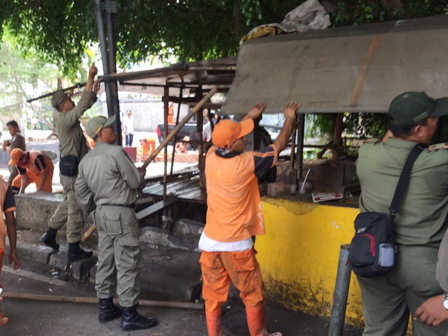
[389,118,429,139]
[6,120,19,129]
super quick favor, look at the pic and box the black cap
[388,92,448,128]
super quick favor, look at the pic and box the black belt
[102,203,135,208]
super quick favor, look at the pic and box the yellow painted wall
[256,197,363,326]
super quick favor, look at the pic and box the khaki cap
[86,115,116,138]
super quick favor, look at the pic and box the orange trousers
[12,168,53,192]
[200,249,264,312]
[0,250,3,289]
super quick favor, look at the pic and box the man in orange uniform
[9,148,54,194]
[0,178,20,327]
[199,102,300,336]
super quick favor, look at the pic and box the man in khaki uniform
[357,92,448,335]
[75,116,158,331]
[2,120,26,186]
[40,63,99,262]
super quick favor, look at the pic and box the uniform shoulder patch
[428,143,448,152]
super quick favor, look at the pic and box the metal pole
[328,244,352,336]
[104,0,122,146]
[163,86,169,200]
[93,0,113,121]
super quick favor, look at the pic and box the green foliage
[1,0,447,139]
[0,34,60,130]
[0,0,307,76]
[328,0,448,27]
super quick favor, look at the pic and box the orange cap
[9,148,24,166]
[212,119,254,148]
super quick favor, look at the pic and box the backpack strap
[389,144,424,220]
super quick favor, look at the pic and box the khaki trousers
[200,249,264,312]
[358,245,447,336]
[48,174,84,243]
[94,205,142,308]
[7,165,18,187]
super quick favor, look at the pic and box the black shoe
[99,298,122,323]
[68,241,93,262]
[40,228,60,250]
[121,304,158,331]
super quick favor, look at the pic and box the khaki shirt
[75,142,145,215]
[57,90,96,160]
[357,138,448,246]
[10,133,26,151]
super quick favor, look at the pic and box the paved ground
[0,258,363,336]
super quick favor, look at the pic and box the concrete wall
[103,101,191,132]
[256,198,363,326]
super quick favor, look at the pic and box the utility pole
[93,0,122,146]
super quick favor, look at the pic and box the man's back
[204,145,277,242]
[357,138,448,246]
[78,142,142,206]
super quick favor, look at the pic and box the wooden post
[296,114,305,181]
[196,87,205,188]
[170,84,184,176]
[289,124,297,194]
[141,87,217,170]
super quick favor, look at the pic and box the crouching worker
[75,116,158,331]
[200,102,300,336]
[9,148,54,194]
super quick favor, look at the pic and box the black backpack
[349,145,423,278]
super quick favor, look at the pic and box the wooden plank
[136,198,179,220]
[2,266,66,287]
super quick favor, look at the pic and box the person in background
[123,110,135,147]
[200,102,300,336]
[9,148,54,194]
[2,120,26,187]
[0,178,20,326]
[203,112,217,143]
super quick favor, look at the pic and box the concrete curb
[5,240,57,266]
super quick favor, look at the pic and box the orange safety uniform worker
[168,102,174,124]
[140,138,156,161]
[0,179,20,327]
[9,148,54,194]
[199,102,300,336]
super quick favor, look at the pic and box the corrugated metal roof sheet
[222,16,448,115]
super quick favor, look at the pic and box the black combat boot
[99,298,122,323]
[40,228,60,250]
[68,241,93,262]
[121,304,158,331]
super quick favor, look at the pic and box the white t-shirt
[202,119,217,142]
[198,232,254,252]
[123,116,135,134]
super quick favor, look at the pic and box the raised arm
[273,102,301,153]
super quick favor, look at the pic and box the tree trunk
[333,114,344,160]
[234,0,243,38]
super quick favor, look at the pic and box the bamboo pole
[3,293,204,310]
